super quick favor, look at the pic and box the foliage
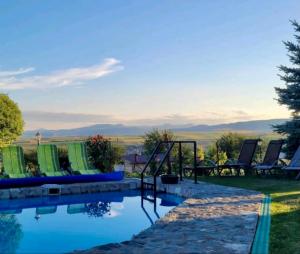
[23,149,38,175]
[0,215,22,253]
[143,129,175,155]
[205,144,227,164]
[85,202,111,217]
[274,20,300,158]
[216,132,245,159]
[143,129,175,174]
[200,176,300,254]
[86,135,125,172]
[197,145,205,161]
[0,94,24,148]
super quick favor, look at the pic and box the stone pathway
[74,179,263,254]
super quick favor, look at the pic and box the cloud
[0,58,123,90]
[24,111,116,123]
[0,67,35,77]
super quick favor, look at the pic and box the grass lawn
[199,176,300,254]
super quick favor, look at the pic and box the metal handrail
[141,140,197,198]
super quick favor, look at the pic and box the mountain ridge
[22,118,287,138]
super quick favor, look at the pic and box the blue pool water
[0,190,184,254]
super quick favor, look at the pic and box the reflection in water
[86,202,111,217]
[0,190,184,254]
[0,215,22,254]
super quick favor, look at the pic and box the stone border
[0,178,141,200]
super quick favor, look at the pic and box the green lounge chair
[37,144,67,177]
[2,146,31,178]
[67,204,87,214]
[67,143,99,175]
[1,209,22,214]
[36,206,57,215]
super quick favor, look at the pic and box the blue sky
[0,0,300,130]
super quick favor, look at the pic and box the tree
[274,20,300,158]
[216,132,245,159]
[0,94,24,148]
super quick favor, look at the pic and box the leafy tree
[274,20,300,158]
[86,135,124,172]
[216,132,245,159]
[0,94,24,148]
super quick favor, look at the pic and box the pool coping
[0,178,141,200]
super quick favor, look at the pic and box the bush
[0,94,24,148]
[86,135,124,172]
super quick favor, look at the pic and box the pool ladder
[140,140,197,200]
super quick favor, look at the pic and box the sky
[0,0,300,130]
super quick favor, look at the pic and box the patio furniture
[255,140,284,175]
[67,143,99,175]
[2,145,31,178]
[37,144,68,177]
[36,206,57,215]
[186,139,259,182]
[67,204,87,214]
[283,145,300,180]
[217,139,259,176]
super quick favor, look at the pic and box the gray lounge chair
[255,140,284,175]
[185,139,259,182]
[283,146,300,180]
[217,139,259,176]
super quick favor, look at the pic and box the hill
[22,119,287,138]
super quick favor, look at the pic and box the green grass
[199,176,300,254]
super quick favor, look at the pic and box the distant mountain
[173,119,287,132]
[23,119,288,138]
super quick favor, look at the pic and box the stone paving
[74,179,263,254]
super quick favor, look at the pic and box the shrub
[86,135,124,172]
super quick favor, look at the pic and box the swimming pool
[0,190,184,254]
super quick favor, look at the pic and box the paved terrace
[74,179,263,254]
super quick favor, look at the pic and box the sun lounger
[67,204,87,214]
[217,139,259,175]
[283,146,300,180]
[36,206,57,215]
[186,139,259,182]
[67,143,99,175]
[255,140,284,175]
[0,209,22,214]
[2,146,31,178]
[37,144,68,177]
